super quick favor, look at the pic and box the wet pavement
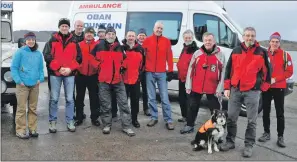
[1,81,297,161]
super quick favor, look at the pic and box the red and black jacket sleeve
[224,48,235,90]
[260,49,272,91]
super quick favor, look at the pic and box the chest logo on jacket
[210,64,216,72]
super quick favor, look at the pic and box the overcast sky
[12,1,297,41]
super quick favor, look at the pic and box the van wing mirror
[231,32,240,48]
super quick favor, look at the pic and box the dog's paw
[214,146,220,152]
[208,149,212,154]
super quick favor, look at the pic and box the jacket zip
[155,36,159,72]
[201,55,208,93]
[111,60,115,84]
[87,43,90,76]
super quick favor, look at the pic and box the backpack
[283,50,288,70]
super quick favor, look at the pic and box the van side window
[193,13,233,48]
[126,12,183,45]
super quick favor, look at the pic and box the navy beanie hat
[98,24,106,33]
[138,28,147,36]
[58,18,70,27]
[106,26,116,34]
[24,32,36,40]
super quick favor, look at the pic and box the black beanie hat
[98,24,106,33]
[85,27,95,34]
[105,26,116,34]
[58,18,70,27]
[138,28,147,36]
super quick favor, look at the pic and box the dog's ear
[213,109,219,115]
[223,110,228,118]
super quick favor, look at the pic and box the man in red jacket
[121,30,145,128]
[180,32,225,134]
[74,27,100,127]
[176,29,199,122]
[258,32,293,148]
[220,27,272,158]
[142,21,174,130]
[90,27,135,136]
[43,18,82,133]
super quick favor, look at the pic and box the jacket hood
[240,41,260,51]
[183,41,199,54]
[200,44,220,55]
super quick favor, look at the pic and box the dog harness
[198,119,215,133]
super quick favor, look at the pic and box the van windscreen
[126,12,182,45]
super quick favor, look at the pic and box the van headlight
[3,71,13,82]
[1,81,7,93]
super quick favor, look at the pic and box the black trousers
[125,82,140,121]
[178,80,189,118]
[47,68,51,91]
[140,72,148,111]
[186,92,220,127]
[262,88,285,137]
[111,89,118,117]
[75,74,100,121]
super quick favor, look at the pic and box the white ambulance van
[67,1,293,116]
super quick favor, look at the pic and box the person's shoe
[67,120,76,132]
[103,126,111,134]
[242,146,253,158]
[219,141,235,151]
[144,109,151,116]
[180,125,194,134]
[178,117,187,122]
[166,122,175,130]
[277,136,286,148]
[29,130,39,138]
[122,128,136,137]
[258,132,270,142]
[91,119,100,126]
[147,119,158,127]
[218,138,224,144]
[132,120,140,128]
[74,120,83,126]
[16,132,30,139]
[49,121,57,133]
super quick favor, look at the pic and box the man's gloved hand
[120,66,127,74]
[166,72,174,82]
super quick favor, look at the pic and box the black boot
[132,120,140,128]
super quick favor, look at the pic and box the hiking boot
[144,109,151,116]
[180,125,194,134]
[122,128,136,137]
[258,132,270,142]
[75,120,83,126]
[67,120,76,132]
[29,130,39,138]
[103,126,111,134]
[49,121,57,133]
[91,119,100,126]
[147,119,158,127]
[219,141,235,151]
[16,132,30,139]
[277,136,286,148]
[242,146,253,158]
[166,122,175,130]
[178,117,187,122]
[132,120,140,128]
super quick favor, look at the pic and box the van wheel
[239,96,263,117]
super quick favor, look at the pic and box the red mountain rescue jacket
[268,47,293,88]
[142,34,173,73]
[177,41,199,82]
[43,32,82,76]
[224,42,271,92]
[90,40,125,84]
[185,45,225,94]
[121,40,145,85]
[77,39,98,76]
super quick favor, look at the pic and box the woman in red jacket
[121,31,145,128]
[176,29,199,122]
[258,32,293,147]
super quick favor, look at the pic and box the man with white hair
[71,20,84,43]
[142,21,174,130]
[220,27,271,158]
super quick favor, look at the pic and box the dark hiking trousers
[140,72,149,111]
[75,74,100,121]
[178,80,189,118]
[99,81,131,129]
[226,87,261,147]
[125,82,140,122]
[186,92,220,127]
[111,89,118,117]
[262,88,285,137]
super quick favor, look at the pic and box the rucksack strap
[283,50,288,70]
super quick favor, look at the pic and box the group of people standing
[10,17,293,158]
